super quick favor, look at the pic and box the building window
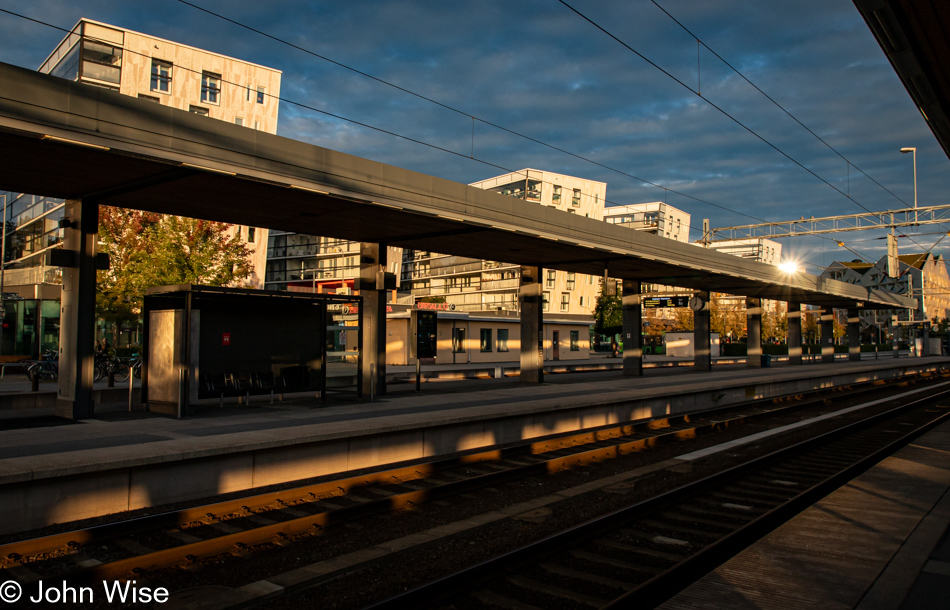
[247,227,256,243]
[201,71,221,104]
[138,94,160,103]
[50,43,81,81]
[546,270,556,288]
[480,328,492,352]
[235,117,244,126]
[256,86,266,104]
[543,292,550,312]
[81,40,122,84]
[497,329,509,352]
[570,330,580,351]
[560,293,570,312]
[189,105,209,116]
[552,185,561,202]
[572,189,581,207]
[566,273,575,290]
[150,59,172,93]
[452,327,466,353]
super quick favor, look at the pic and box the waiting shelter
[142,285,361,417]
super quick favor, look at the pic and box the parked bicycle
[28,349,58,382]
[94,351,131,382]
[130,355,142,379]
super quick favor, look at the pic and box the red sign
[416,302,455,311]
[222,333,231,346]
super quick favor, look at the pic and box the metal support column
[693,291,711,371]
[821,309,836,363]
[787,301,802,365]
[359,243,387,397]
[622,279,642,376]
[519,265,544,383]
[56,199,98,419]
[848,307,862,361]
[746,297,763,368]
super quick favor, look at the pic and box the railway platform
[0,356,948,539]
[660,411,950,610]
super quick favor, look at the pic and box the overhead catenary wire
[555,0,876,216]
[649,0,910,209]
[649,0,950,252]
[0,7,866,268]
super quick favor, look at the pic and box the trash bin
[761,354,772,367]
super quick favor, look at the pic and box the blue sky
[0,0,947,274]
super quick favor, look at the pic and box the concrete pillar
[693,290,711,371]
[359,243,387,397]
[787,301,802,365]
[821,309,835,363]
[56,199,98,419]
[746,297,763,368]
[519,265,544,383]
[848,307,862,361]
[622,279,642,376]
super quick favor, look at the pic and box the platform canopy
[0,61,915,311]
[855,0,950,160]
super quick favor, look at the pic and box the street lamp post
[900,147,917,223]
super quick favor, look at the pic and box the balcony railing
[480,278,520,291]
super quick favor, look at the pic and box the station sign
[643,296,690,308]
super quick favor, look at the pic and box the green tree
[97,207,254,344]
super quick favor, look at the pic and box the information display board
[410,310,438,359]
[642,296,690,308]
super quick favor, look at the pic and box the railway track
[0,370,946,606]
[365,382,950,610]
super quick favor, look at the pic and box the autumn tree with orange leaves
[97,207,253,343]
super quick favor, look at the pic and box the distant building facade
[701,238,782,265]
[821,253,950,330]
[400,170,607,316]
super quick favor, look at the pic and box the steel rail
[363,384,950,609]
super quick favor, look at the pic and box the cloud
[0,0,947,272]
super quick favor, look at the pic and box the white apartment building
[400,170,607,316]
[1,18,279,296]
[701,238,782,265]
[603,202,691,243]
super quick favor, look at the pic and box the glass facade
[1,192,66,277]
[48,38,122,86]
[0,299,60,358]
[49,43,80,80]
[81,40,122,84]
[264,231,360,290]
